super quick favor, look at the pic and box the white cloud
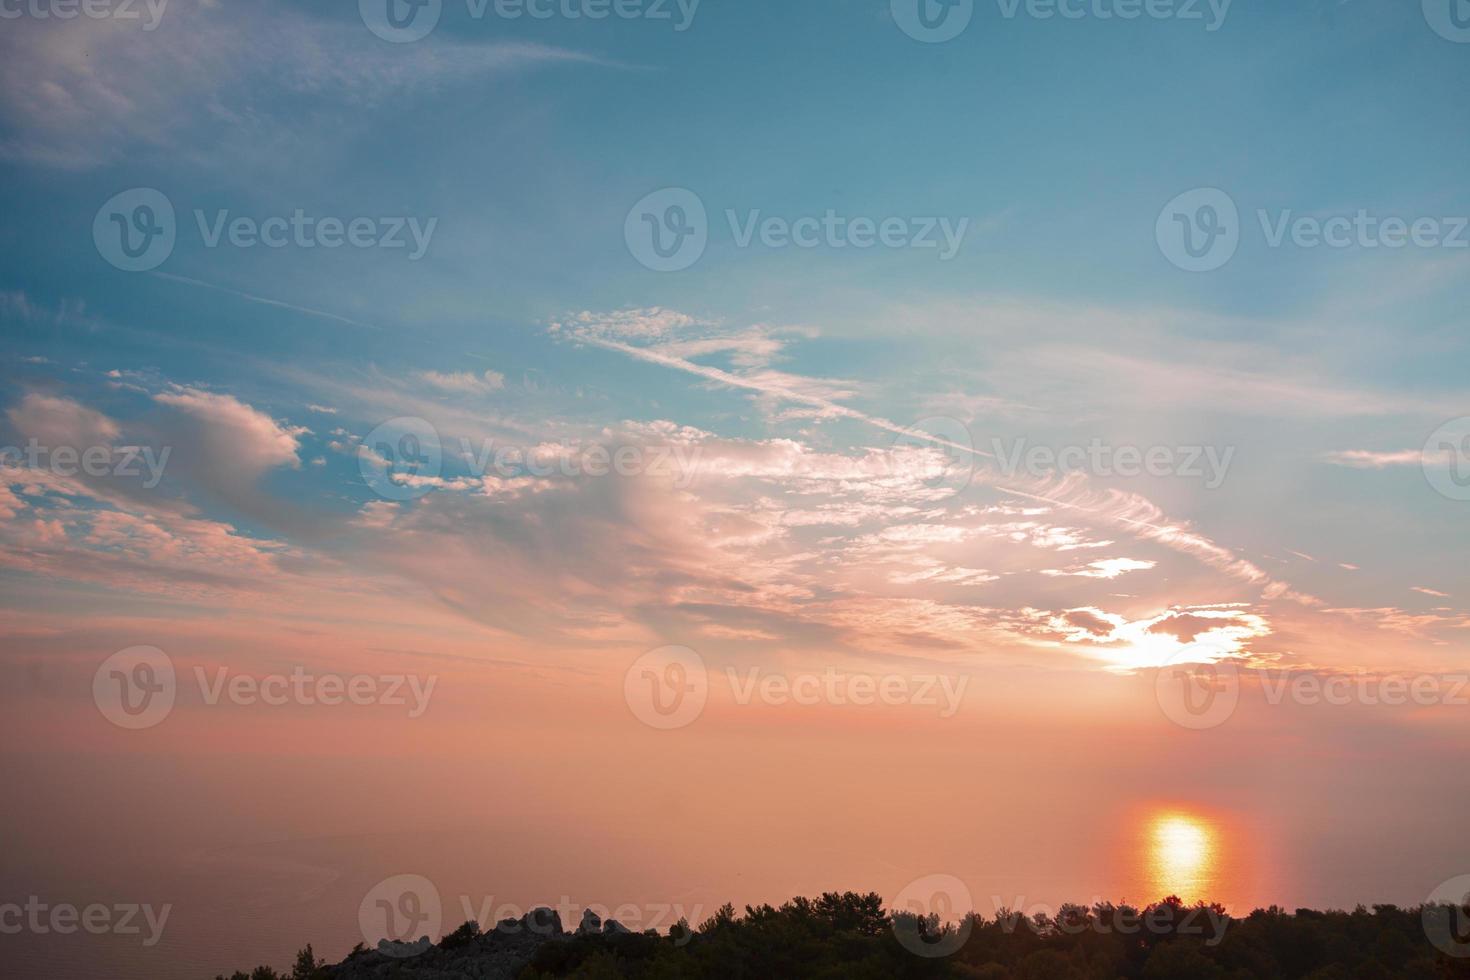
[1322,449,1423,469]
[1043,558,1157,580]
[416,370,506,395]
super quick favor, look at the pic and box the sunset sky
[2,1,1469,977]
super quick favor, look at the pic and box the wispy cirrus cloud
[0,0,625,169]
[1322,449,1424,468]
[416,369,506,394]
[552,308,1320,605]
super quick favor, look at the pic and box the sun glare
[1147,812,1218,901]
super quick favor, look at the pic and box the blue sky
[2,0,1468,646]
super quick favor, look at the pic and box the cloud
[1044,604,1272,670]
[149,387,315,531]
[154,388,303,476]
[0,0,622,169]
[0,291,106,330]
[885,296,1468,421]
[1413,586,1450,598]
[416,370,506,395]
[1322,449,1423,469]
[556,309,1319,606]
[6,393,119,449]
[1325,605,1470,638]
[1042,558,1157,580]
[551,308,699,342]
[341,459,741,641]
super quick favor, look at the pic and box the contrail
[571,330,1315,604]
[150,272,380,330]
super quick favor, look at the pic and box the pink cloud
[6,393,119,449]
[154,388,303,474]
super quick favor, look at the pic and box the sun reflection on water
[1146,811,1219,902]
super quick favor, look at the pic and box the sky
[2,0,1470,976]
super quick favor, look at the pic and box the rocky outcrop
[319,906,652,979]
[324,908,568,980]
